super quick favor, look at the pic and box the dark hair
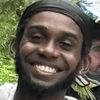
[92,25,100,41]
[15,0,95,56]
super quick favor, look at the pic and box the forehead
[25,11,83,40]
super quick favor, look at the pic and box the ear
[10,38,17,58]
[79,55,91,75]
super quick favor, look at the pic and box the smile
[34,64,57,75]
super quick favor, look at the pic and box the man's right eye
[26,27,46,43]
[31,32,44,43]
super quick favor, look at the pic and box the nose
[38,41,60,59]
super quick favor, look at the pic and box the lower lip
[31,65,61,81]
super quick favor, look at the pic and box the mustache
[25,51,69,71]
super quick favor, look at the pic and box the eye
[32,33,43,42]
[28,29,45,43]
[92,46,100,52]
[59,40,73,51]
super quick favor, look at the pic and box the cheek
[19,42,38,57]
[64,52,81,71]
[89,53,100,70]
[89,57,96,71]
[62,43,82,71]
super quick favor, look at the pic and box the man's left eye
[59,40,73,51]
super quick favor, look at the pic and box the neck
[14,80,66,100]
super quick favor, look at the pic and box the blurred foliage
[68,0,80,3]
[0,0,36,54]
[0,0,36,84]
[0,0,79,84]
[0,54,17,84]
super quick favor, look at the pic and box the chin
[15,54,77,96]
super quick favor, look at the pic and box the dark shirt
[91,86,100,100]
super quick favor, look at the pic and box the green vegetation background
[0,0,79,84]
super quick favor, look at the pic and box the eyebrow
[27,24,48,31]
[60,31,79,41]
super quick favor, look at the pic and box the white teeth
[35,64,56,73]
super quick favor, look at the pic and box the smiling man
[0,0,95,100]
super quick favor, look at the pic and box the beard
[15,53,79,96]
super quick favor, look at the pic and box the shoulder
[65,96,78,100]
[0,83,17,100]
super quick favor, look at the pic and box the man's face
[16,11,83,94]
[88,40,100,81]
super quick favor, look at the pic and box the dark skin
[87,40,100,81]
[14,11,89,100]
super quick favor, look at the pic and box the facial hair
[15,53,79,96]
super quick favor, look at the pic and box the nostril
[37,47,59,59]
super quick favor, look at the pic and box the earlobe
[79,55,91,75]
[73,55,91,87]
